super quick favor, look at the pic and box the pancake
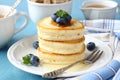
[37,17,84,41]
[38,36,85,54]
[37,44,85,65]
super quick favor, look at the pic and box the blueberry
[66,15,72,22]
[56,17,68,25]
[33,41,39,49]
[87,42,96,51]
[51,13,58,21]
[30,55,40,66]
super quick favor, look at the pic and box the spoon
[4,0,21,18]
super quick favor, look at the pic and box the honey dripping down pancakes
[37,10,85,65]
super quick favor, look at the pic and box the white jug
[80,0,119,20]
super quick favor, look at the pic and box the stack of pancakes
[37,17,85,65]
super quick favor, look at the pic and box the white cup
[0,5,29,48]
[27,0,72,24]
[80,0,119,20]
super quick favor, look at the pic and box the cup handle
[14,12,29,34]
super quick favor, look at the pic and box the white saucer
[7,35,113,77]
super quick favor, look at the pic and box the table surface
[0,0,120,80]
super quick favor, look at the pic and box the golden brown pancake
[37,17,84,41]
[37,45,85,65]
[38,36,85,54]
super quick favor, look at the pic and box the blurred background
[0,0,120,20]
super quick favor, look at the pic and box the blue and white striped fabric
[113,69,120,80]
[79,60,120,80]
[83,19,120,31]
[83,19,120,34]
[66,60,120,80]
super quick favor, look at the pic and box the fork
[42,49,103,78]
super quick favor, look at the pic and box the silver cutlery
[42,49,103,78]
[4,0,21,18]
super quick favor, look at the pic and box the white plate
[7,35,113,77]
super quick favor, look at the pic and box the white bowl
[27,0,72,24]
